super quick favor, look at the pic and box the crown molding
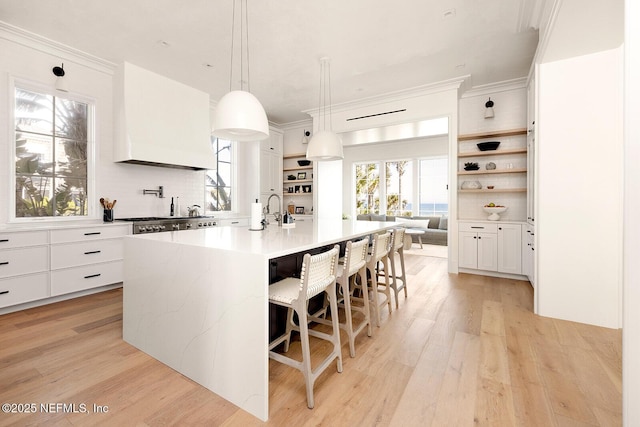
[460,77,528,98]
[302,75,470,118]
[0,20,116,74]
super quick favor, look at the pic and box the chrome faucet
[143,186,164,198]
[266,193,282,226]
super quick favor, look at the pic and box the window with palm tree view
[14,87,90,218]
[356,157,447,217]
[205,138,233,212]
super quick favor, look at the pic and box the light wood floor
[0,253,621,426]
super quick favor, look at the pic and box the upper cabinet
[113,62,216,170]
[260,129,283,197]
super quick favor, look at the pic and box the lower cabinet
[50,225,128,296]
[522,224,536,287]
[0,224,130,311]
[459,221,522,275]
[0,230,50,309]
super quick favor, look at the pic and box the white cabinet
[459,221,522,275]
[527,73,537,225]
[0,230,49,308]
[50,225,129,297]
[260,129,283,196]
[458,222,498,271]
[522,224,535,288]
[497,223,522,274]
[216,217,249,227]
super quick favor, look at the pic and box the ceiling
[0,0,544,125]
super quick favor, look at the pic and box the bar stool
[389,228,408,309]
[335,237,371,357]
[268,245,342,409]
[367,231,392,326]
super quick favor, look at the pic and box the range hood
[114,62,216,170]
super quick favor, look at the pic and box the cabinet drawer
[0,272,49,308]
[51,239,123,270]
[50,225,129,244]
[459,222,498,233]
[50,260,123,296]
[0,246,49,278]
[0,230,48,248]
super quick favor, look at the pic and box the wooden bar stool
[268,245,342,409]
[367,231,392,326]
[335,237,371,357]
[389,227,408,309]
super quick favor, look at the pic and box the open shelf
[458,128,527,141]
[283,153,308,160]
[459,188,527,193]
[458,148,527,158]
[458,168,527,176]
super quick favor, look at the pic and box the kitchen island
[122,219,394,421]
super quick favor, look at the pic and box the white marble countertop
[126,219,396,258]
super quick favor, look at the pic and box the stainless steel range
[117,216,217,234]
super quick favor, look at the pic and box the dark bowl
[297,160,311,166]
[477,141,501,151]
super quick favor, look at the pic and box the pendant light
[212,0,269,141]
[306,58,343,161]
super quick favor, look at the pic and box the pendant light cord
[228,0,251,92]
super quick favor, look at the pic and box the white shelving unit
[283,153,314,216]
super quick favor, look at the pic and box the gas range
[116,216,217,234]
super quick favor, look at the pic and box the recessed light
[443,9,456,19]
[455,63,466,69]
[157,40,171,48]
[202,63,215,69]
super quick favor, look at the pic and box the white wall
[537,47,623,328]
[624,0,640,423]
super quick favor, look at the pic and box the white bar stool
[367,231,392,327]
[389,228,408,308]
[336,237,371,357]
[268,245,342,409]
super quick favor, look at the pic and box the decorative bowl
[297,160,311,166]
[483,205,507,220]
[477,141,501,151]
[461,181,482,190]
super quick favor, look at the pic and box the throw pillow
[395,217,430,230]
[370,214,387,221]
[439,217,448,230]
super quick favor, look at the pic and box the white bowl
[483,206,507,221]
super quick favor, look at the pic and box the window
[355,162,380,215]
[354,157,448,217]
[14,87,91,218]
[385,161,412,216]
[418,157,448,215]
[205,138,233,212]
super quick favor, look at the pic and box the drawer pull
[0,290,8,295]
[0,261,8,266]
[84,273,101,279]
[84,250,102,255]
[471,226,484,229]
[84,232,101,236]
[0,239,8,243]
[231,221,239,224]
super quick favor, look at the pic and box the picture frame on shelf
[295,206,304,214]
[297,172,306,180]
[302,185,311,193]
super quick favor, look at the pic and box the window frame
[204,137,236,215]
[353,155,449,218]
[10,77,96,223]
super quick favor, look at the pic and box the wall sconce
[301,130,311,144]
[484,97,494,119]
[52,63,68,92]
